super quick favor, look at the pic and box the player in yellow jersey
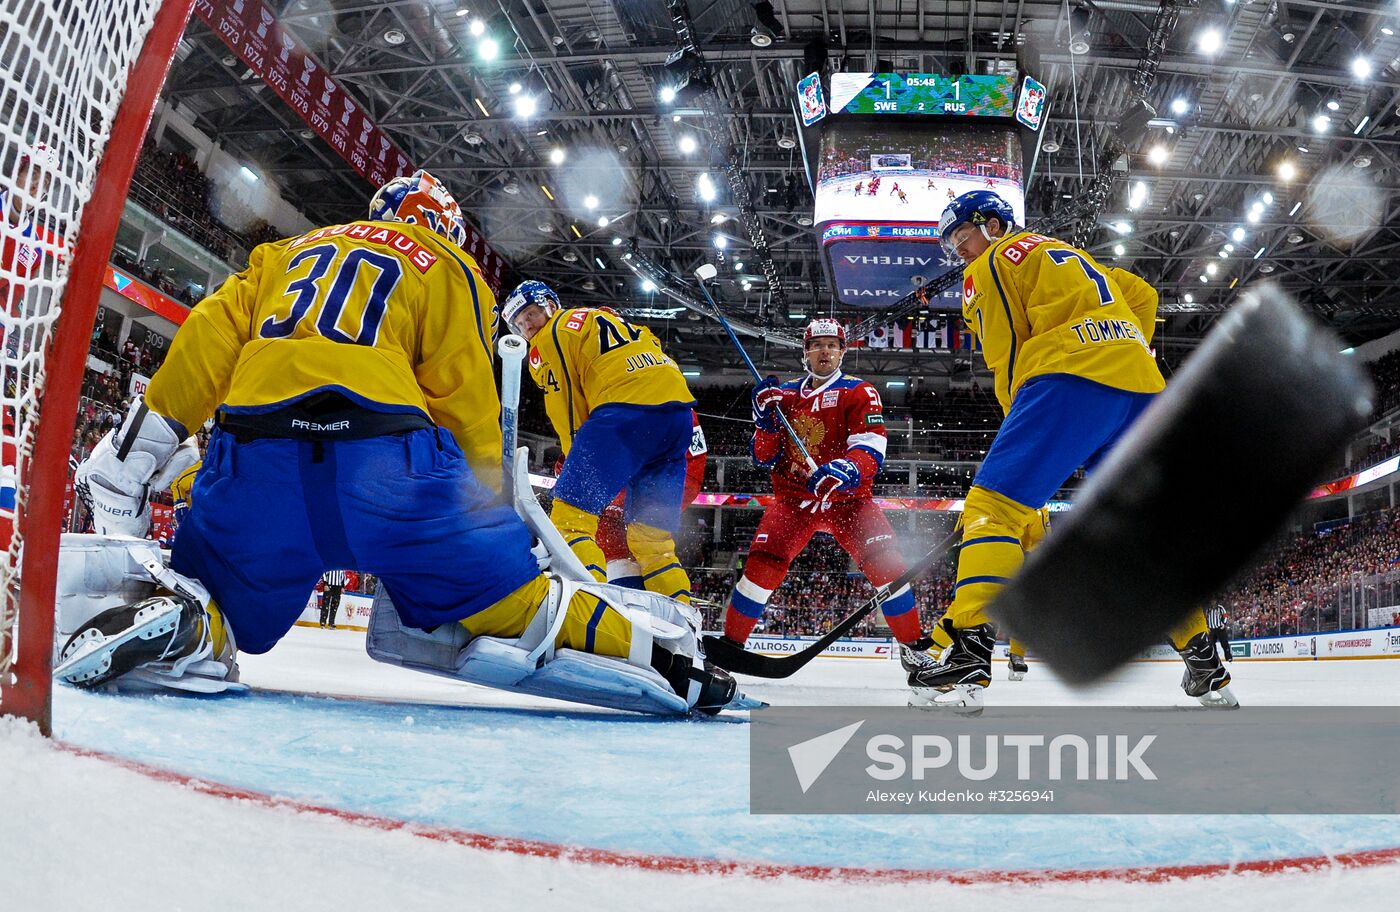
[57,172,746,714]
[904,190,1235,712]
[501,280,696,606]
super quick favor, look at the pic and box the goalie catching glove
[74,396,201,537]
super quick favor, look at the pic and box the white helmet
[802,318,847,378]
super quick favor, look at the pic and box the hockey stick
[701,527,961,679]
[693,264,818,473]
[497,333,528,505]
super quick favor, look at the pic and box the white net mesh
[0,0,166,693]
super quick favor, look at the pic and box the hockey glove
[75,397,200,538]
[807,457,861,507]
[751,376,785,432]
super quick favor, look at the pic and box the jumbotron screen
[815,120,1026,308]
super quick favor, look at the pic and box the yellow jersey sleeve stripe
[422,234,492,360]
[986,250,1019,406]
[550,318,578,440]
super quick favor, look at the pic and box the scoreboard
[802,72,1040,309]
[830,73,1020,118]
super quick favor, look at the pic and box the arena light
[583,194,599,210]
[742,281,753,291]
[1313,114,1331,135]
[1170,97,1190,116]
[512,94,537,118]
[734,260,745,270]
[1206,262,1219,276]
[1261,191,1274,206]
[477,37,499,61]
[549,147,565,164]
[642,279,656,293]
[1184,293,1194,304]
[469,18,486,37]
[678,135,698,155]
[1126,181,1148,210]
[1112,221,1132,235]
[713,234,728,249]
[508,82,521,95]
[239,165,258,182]
[659,86,676,104]
[597,216,609,228]
[1231,226,1246,242]
[1148,145,1169,166]
[610,236,622,246]
[1197,28,1223,55]
[1277,160,1297,181]
[1113,243,1126,257]
[1353,57,1373,80]
[698,173,717,202]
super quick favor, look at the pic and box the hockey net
[0,0,192,732]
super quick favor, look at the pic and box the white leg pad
[364,578,694,714]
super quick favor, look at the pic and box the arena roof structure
[162,0,1400,373]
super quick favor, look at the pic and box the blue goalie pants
[171,426,539,654]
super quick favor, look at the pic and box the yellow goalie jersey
[145,220,503,485]
[526,306,694,452]
[962,230,1166,414]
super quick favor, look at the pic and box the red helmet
[804,318,847,349]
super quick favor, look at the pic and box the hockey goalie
[53,169,758,716]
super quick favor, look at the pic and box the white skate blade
[1197,684,1240,709]
[909,683,985,716]
[54,600,183,684]
[1007,669,1026,682]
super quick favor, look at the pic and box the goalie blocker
[987,284,1373,684]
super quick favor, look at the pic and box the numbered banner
[191,0,508,293]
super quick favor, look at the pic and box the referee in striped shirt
[1206,603,1232,662]
[320,570,348,629]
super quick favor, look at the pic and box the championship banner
[192,0,507,293]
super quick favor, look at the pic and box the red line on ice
[59,742,1400,886]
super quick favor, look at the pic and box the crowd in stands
[1217,507,1400,638]
[126,138,286,271]
[110,249,200,305]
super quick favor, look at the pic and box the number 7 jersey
[145,220,503,481]
[525,306,694,453]
[961,230,1165,415]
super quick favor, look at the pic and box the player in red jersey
[720,319,923,647]
[593,410,707,589]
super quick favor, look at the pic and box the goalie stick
[497,333,529,506]
[693,264,819,474]
[987,284,1373,684]
[701,528,961,679]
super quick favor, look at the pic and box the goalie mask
[369,169,467,249]
[802,318,847,379]
[502,279,561,339]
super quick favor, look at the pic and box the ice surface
[4,625,1399,909]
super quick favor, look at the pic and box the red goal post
[0,0,195,735]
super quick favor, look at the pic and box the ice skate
[906,619,994,715]
[1007,652,1028,681]
[55,594,209,689]
[1178,631,1240,709]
